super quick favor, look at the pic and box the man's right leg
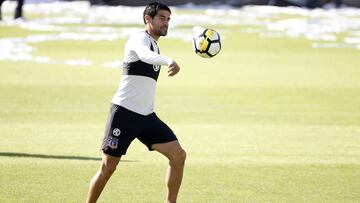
[0,0,5,21]
[86,154,121,203]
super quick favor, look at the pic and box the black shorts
[101,104,177,157]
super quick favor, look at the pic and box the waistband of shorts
[111,103,155,118]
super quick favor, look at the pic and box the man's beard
[155,27,168,36]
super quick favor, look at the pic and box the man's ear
[144,15,152,24]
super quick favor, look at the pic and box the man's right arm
[129,34,173,66]
[168,61,180,77]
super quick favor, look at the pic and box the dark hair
[143,2,171,24]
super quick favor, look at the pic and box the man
[267,0,305,7]
[86,2,186,203]
[0,0,24,20]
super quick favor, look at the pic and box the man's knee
[100,163,117,178]
[170,149,186,167]
[99,156,120,178]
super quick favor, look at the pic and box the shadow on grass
[0,152,137,162]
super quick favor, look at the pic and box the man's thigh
[152,140,185,159]
[137,113,177,151]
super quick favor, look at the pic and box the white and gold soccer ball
[193,28,221,58]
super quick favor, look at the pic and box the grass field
[1,3,360,202]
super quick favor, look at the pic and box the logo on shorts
[112,128,121,137]
[104,137,118,150]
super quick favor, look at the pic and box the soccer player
[0,0,24,20]
[86,2,186,203]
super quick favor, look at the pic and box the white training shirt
[111,31,173,115]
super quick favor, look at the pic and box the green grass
[1,11,360,203]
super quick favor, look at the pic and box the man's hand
[168,61,180,77]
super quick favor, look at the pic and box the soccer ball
[193,28,221,58]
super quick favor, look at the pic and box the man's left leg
[152,140,186,203]
[14,0,23,19]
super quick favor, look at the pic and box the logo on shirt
[153,65,160,72]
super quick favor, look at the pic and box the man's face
[148,10,171,37]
